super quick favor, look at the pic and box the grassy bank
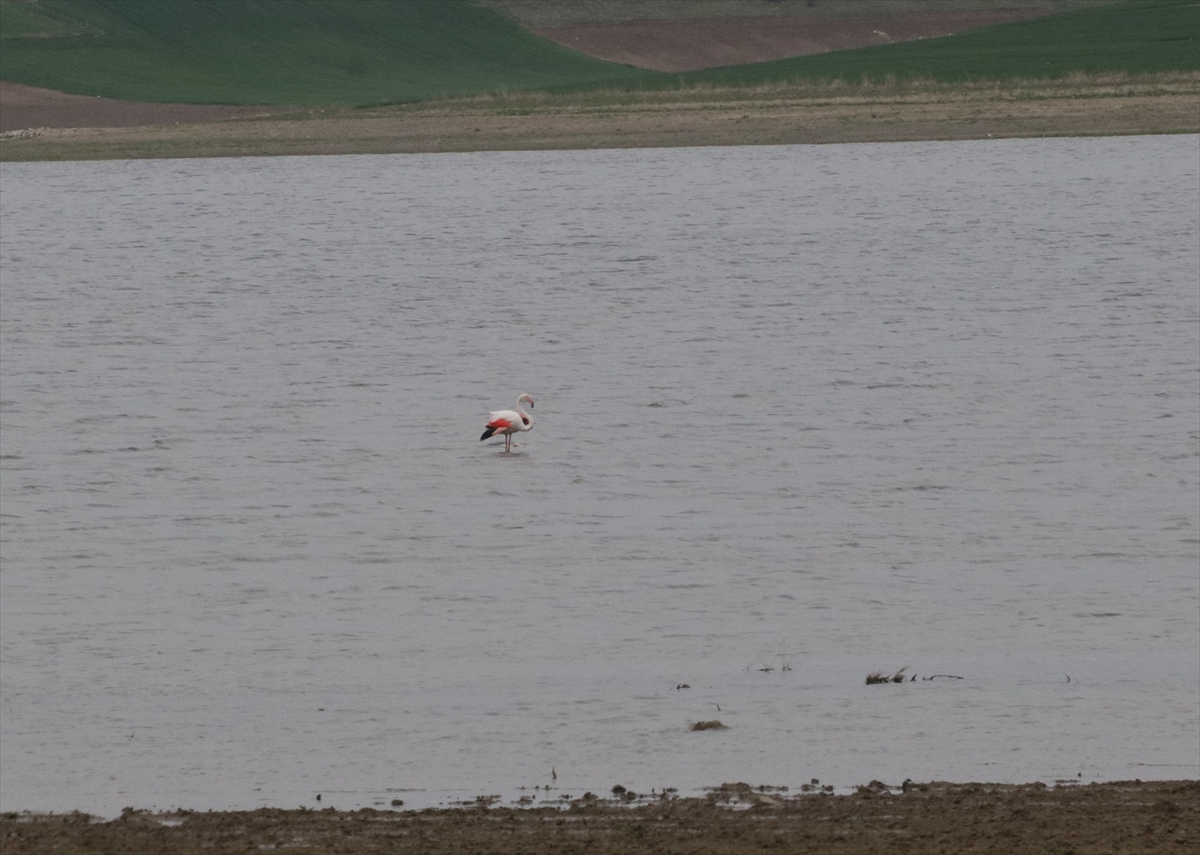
[1,0,1195,161]
[3,72,1196,161]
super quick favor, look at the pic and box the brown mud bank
[3,780,1198,855]
[2,74,1197,162]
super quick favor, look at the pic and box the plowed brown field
[0,81,284,134]
[533,9,1052,72]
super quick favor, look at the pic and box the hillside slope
[0,0,649,104]
[679,0,1198,86]
[0,0,1194,114]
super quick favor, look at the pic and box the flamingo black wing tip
[480,428,495,441]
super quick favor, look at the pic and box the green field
[0,0,1196,106]
[683,0,1199,87]
[0,0,650,104]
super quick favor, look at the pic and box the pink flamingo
[480,393,534,453]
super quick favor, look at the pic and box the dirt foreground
[2,74,1197,161]
[3,780,1196,855]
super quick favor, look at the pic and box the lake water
[1,135,1197,816]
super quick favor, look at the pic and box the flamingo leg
[504,435,512,453]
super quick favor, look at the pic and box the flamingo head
[517,393,535,409]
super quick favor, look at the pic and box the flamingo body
[481,393,534,453]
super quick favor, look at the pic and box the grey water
[1,135,1197,816]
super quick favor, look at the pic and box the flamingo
[480,393,534,453]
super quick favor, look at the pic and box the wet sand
[3,780,1197,854]
[2,74,1196,161]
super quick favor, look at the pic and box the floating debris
[746,650,799,673]
[706,782,787,807]
[865,667,908,684]
[608,784,639,802]
[866,667,963,684]
[690,720,729,731]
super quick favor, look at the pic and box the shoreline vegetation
[2,72,1197,161]
[3,780,1197,854]
[2,1,1195,160]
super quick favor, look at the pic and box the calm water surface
[1,136,1198,814]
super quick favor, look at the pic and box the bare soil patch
[0,81,286,134]
[481,0,1109,27]
[533,10,1054,72]
[2,780,1196,855]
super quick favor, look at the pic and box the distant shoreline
[2,74,1197,162]
[3,780,1197,854]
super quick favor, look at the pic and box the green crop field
[0,0,1195,107]
[678,0,1199,87]
[0,0,650,104]
[0,0,98,37]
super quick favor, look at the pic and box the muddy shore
[1,74,1196,161]
[3,780,1196,854]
